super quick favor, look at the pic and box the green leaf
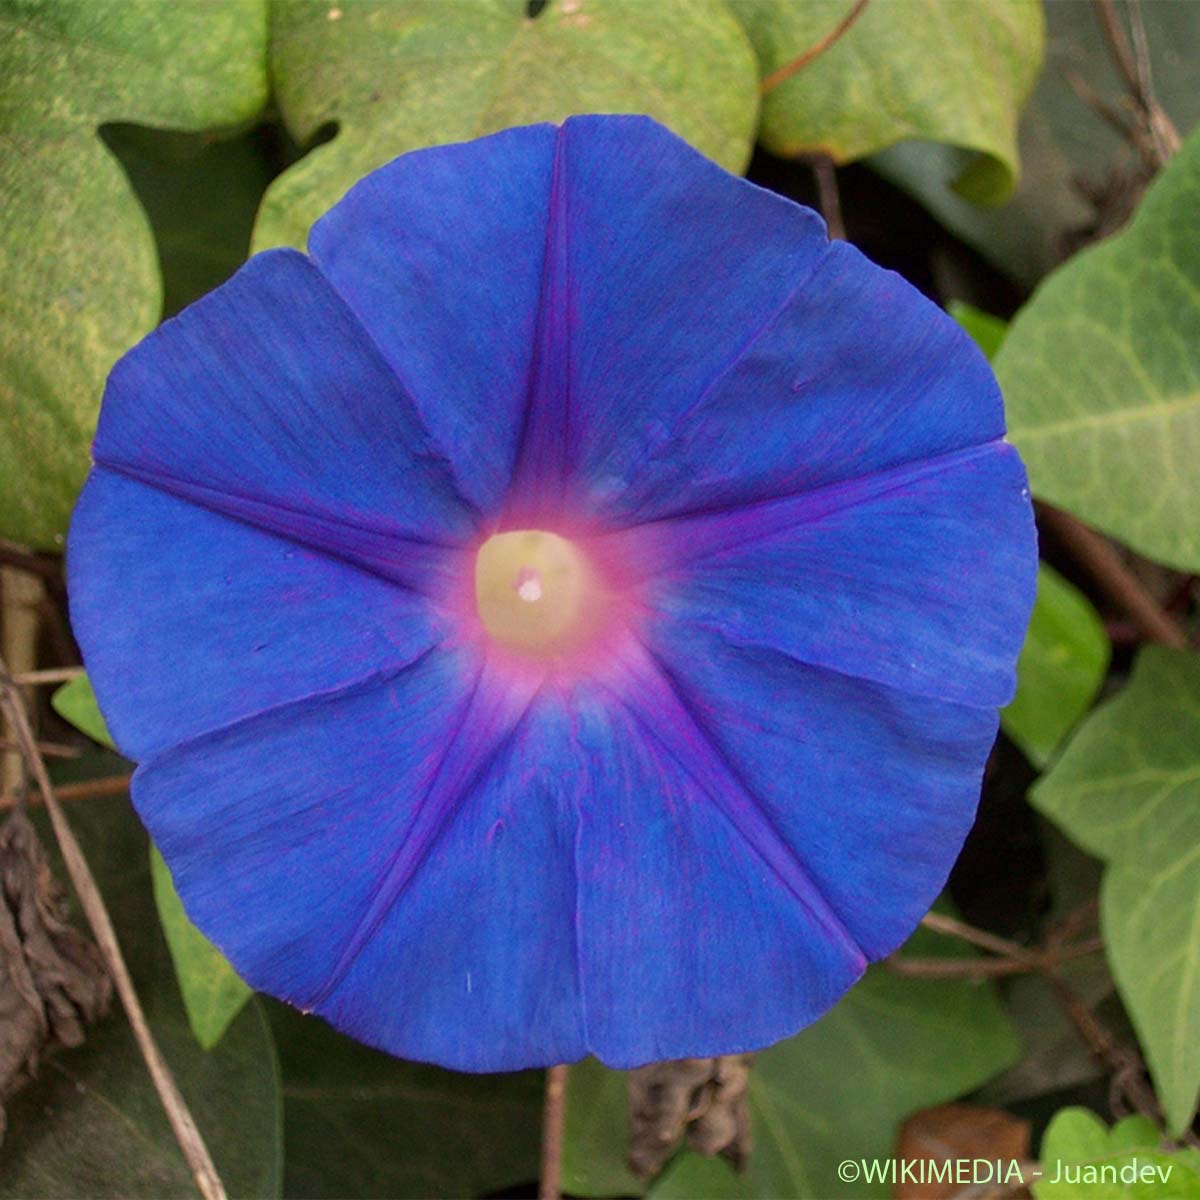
[52,672,114,749]
[562,1056,646,1197]
[563,920,1019,1199]
[53,674,252,1050]
[873,0,1200,286]
[732,0,1043,203]
[1032,647,1200,1134]
[746,923,1020,1198]
[254,0,760,251]
[1003,565,1110,768]
[1034,1108,1200,1199]
[996,128,1200,570]
[102,124,275,319]
[266,1002,543,1198]
[948,299,1009,361]
[151,847,252,1051]
[649,1153,751,1200]
[0,785,282,1199]
[0,0,268,548]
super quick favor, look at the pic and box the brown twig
[1091,0,1181,167]
[12,666,85,686]
[811,155,845,241]
[919,910,1041,964]
[0,539,63,588]
[0,657,226,1200]
[0,737,81,760]
[1036,503,1188,649]
[0,772,133,811]
[760,0,870,93]
[888,906,1103,979]
[539,1064,570,1200]
[887,937,1104,980]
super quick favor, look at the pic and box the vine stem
[0,655,227,1200]
[1036,503,1188,649]
[760,0,871,93]
[539,1064,570,1200]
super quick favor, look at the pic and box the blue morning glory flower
[68,116,1036,1071]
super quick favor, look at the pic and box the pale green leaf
[0,0,268,547]
[1003,564,1110,768]
[1033,647,1200,1134]
[997,128,1200,570]
[746,924,1020,1198]
[254,0,759,251]
[732,0,1043,203]
[1034,1108,1200,1199]
[151,847,252,1051]
[873,0,1200,287]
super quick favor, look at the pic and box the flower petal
[91,247,475,587]
[68,471,448,760]
[603,442,1035,708]
[501,117,1002,525]
[627,622,999,967]
[308,124,560,515]
[133,651,588,1071]
[571,649,868,1067]
[509,115,829,521]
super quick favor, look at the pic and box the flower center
[474,530,597,656]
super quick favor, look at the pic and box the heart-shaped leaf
[0,0,268,547]
[1034,1108,1200,1198]
[254,0,760,251]
[1033,647,1200,1134]
[997,129,1200,570]
[732,0,1043,203]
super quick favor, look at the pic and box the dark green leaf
[0,787,282,1199]
[267,1002,543,1199]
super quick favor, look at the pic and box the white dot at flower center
[516,570,543,603]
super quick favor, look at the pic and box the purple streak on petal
[136,649,588,1072]
[95,461,464,597]
[641,619,1000,962]
[93,247,477,556]
[507,125,574,521]
[608,637,865,964]
[576,225,1008,525]
[568,662,867,1067]
[68,470,448,761]
[596,441,1037,708]
[309,124,559,514]
[309,654,543,1008]
[319,688,588,1070]
[501,115,830,527]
